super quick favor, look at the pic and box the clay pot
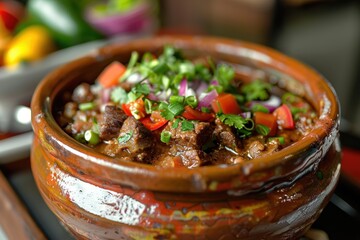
[31,36,340,239]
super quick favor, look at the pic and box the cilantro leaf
[118,131,133,144]
[111,87,128,104]
[217,113,254,132]
[215,64,235,92]
[134,83,150,95]
[241,79,272,101]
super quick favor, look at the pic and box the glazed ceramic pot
[31,36,340,240]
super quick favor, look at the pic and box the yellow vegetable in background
[4,25,56,67]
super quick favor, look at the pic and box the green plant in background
[21,0,104,48]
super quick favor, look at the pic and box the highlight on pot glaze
[31,35,340,240]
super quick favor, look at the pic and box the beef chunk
[117,117,154,161]
[72,83,95,103]
[166,121,213,148]
[247,138,279,159]
[213,118,242,152]
[247,140,265,159]
[99,105,127,140]
[164,121,213,168]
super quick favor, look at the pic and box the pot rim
[31,35,340,192]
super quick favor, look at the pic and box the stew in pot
[56,46,317,168]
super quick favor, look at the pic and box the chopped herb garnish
[214,64,235,92]
[134,83,150,95]
[268,136,285,145]
[217,113,254,131]
[118,131,133,144]
[120,51,138,81]
[251,104,269,113]
[169,96,185,104]
[172,118,181,129]
[111,87,128,104]
[128,51,139,69]
[84,130,100,145]
[181,119,195,131]
[168,102,185,116]
[144,99,153,114]
[282,92,299,104]
[74,133,86,144]
[241,79,272,101]
[290,106,307,115]
[152,61,170,74]
[160,131,171,144]
[185,96,198,108]
[201,107,211,113]
[91,118,100,134]
[256,124,270,136]
[79,102,95,111]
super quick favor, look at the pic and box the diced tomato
[98,61,126,88]
[182,106,214,122]
[121,103,132,116]
[273,104,295,129]
[141,111,168,131]
[122,98,146,119]
[254,112,278,136]
[211,93,241,114]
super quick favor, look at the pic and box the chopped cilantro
[241,79,272,101]
[251,104,269,113]
[118,131,133,144]
[215,64,235,92]
[217,113,254,131]
[111,87,128,104]
[134,83,150,95]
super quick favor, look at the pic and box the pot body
[31,137,340,240]
[31,35,341,240]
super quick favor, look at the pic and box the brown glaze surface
[31,36,340,239]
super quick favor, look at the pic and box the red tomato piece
[254,112,278,136]
[141,111,168,131]
[182,106,214,122]
[273,104,295,129]
[211,93,241,114]
[123,98,146,119]
[98,61,126,88]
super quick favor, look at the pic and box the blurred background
[0,0,359,239]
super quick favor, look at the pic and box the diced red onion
[156,89,172,101]
[197,89,218,109]
[101,88,111,104]
[179,79,188,96]
[210,80,219,86]
[248,95,281,113]
[195,81,208,97]
[240,112,252,119]
[147,93,158,101]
